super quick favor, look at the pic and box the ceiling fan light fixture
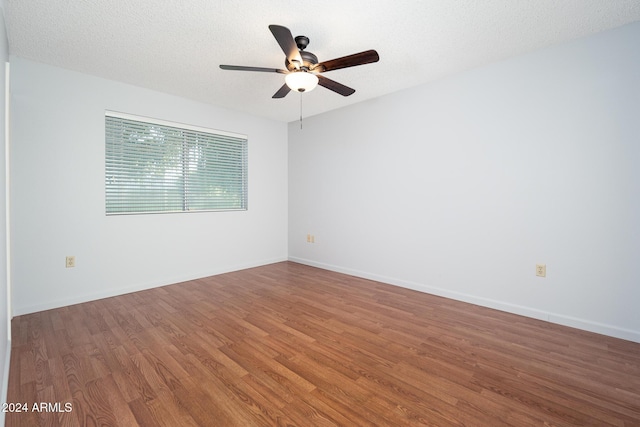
[285,71,318,93]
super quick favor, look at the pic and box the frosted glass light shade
[285,71,319,93]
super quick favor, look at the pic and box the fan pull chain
[299,92,303,129]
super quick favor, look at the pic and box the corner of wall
[0,6,10,427]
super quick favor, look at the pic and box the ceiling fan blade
[312,50,379,73]
[220,65,287,74]
[269,25,303,68]
[272,83,292,99]
[317,75,355,96]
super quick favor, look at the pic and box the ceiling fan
[220,25,379,98]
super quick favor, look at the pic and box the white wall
[0,3,9,424]
[289,23,640,342]
[10,57,288,315]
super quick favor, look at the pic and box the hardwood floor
[6,261,640,426]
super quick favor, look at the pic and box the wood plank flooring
[6,261,640,426]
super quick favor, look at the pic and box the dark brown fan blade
[220,65,287,74]
[317,75,355,96]
[312,50,379,73]
[269,25,303,68]
[272,83,292,99]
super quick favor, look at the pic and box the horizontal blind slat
[105,115,248,215]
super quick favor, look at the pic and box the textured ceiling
[4,0,640,122]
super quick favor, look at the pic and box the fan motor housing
[286,35,318,71]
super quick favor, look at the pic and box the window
[105,112,248,215]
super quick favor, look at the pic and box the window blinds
[105,112,248,215]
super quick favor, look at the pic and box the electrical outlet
[66,256,76,268]
[536,264,546,277]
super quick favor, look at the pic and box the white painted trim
[104,109,247,140]
[289,256,640,344]
[2,63,10,427]
[13,257,288,316]
[4,61,10,330]
[0,343,9,427]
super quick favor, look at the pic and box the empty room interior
[1,1,640,426]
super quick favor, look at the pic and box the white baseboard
[289,256,640,344]
[13,257,288,316]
